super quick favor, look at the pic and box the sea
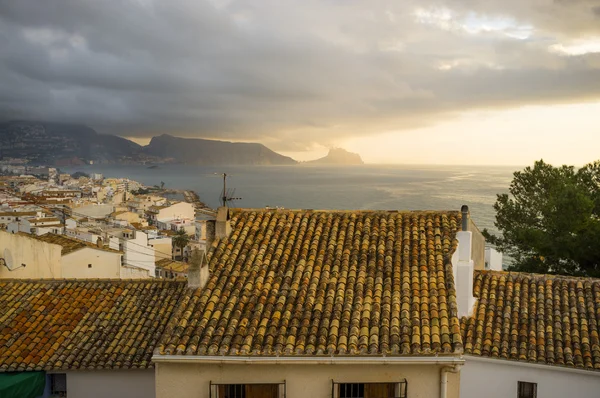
[63,164,518,236]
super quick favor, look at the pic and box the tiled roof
[158,209,463,357]
[0,211,37,217]
[0,279,186,371]
[461,270,600,371]
[156,258,188,273]
[148,205,168,213]
[28,233,121,255]
[28,217,61,223]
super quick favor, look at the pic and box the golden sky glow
[283,101,600,165]
[341,101,600,166]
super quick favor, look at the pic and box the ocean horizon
[63,164,517,236]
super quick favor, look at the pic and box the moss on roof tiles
[461,270,600,371]
[158,209,463,357]
[0,279,186,371]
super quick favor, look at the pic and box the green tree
[172,228,190,261]
[484,160,600,277]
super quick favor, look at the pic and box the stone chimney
[187,248,209,289]
[452,205,476,318]
[215,207,231,239]
[206,219,216,249]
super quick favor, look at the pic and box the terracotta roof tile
[461,270,600,371]
[156,258,188,273]
[26,233,122,255]
[158,209,463,357]
[0,279,186,371]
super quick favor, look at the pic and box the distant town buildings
[0,169,215,282]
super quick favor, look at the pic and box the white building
[7,217,63,236]
[103,227,156,278]
[460,269,600,398]
[0,231,123,279]
[147,202,195,224]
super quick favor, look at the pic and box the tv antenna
[216,173,242,207]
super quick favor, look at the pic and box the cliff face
[307,148,364,165]
[143,134,297,165]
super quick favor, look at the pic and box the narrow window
[88,264,92,268]
[518,381,537,398]
[50,373,67,397]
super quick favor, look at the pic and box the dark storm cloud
[0,0,599,151]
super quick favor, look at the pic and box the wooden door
[365,383,395,398]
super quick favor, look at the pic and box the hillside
[0,121,143,165]
[307,148,364,165]
[143,134,297,165]
[0,122,297,166]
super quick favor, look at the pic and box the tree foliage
[172,228,190,260]
[483,160,600,277]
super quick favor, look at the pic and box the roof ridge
[0,278,186,284]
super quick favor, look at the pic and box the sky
[1,0,599,165]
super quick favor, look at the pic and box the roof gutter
[465,355,600,377]
[152,355,465,366]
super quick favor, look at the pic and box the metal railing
[209,381,286,398]
[331,380,408,398]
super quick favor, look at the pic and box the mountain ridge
[144,134,296,165]
[0,121,363,166]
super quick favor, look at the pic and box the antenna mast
[218,172,242,207]
[222,173,227,207]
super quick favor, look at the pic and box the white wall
[61,248,122,279]
[0,230,62,278]
[461,356,600,398]
[58,370,155,398]
[156,202,195,222]
[156,362,460,398]
[122,231,155,277]
[73,203,114,219]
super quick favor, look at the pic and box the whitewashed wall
[461,356,600,398]
[44,369,155,398]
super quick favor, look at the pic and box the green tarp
[0,372,46,398]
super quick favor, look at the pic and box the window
[340,384,364,398]
[88,264,92,268]
[333,381,407,398]
[518,382,537,398]
[50,373,67,397]
[210,382,285,398]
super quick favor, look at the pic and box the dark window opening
[88,264,92,268]
[223,384,246,398]
[333,381,407,398]
[518,381,537,398]
[210,382,284,398]
[50,373,67,397]
[340,383,365,398]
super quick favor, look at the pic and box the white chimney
[485,247,503,270]
[452,206,476,318]
[187,248,209,289]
